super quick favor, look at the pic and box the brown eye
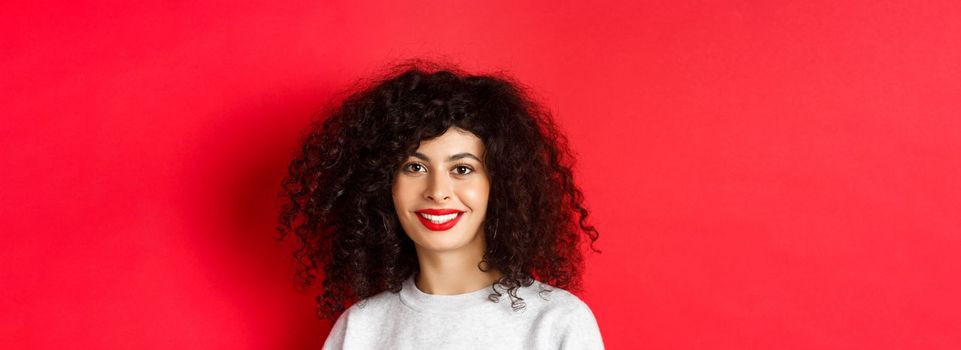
[404,163,426,173]
[453,165,474,175]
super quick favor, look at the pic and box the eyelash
[402,162,474,175]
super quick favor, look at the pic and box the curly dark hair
[275,60,600,321]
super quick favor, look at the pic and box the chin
[412,230,482,252]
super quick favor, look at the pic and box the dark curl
[275,60,601,321]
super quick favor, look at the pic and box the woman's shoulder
[324,289,398,334]
[525,280,604,347]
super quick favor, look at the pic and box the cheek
[391,179,417,209]
[460,182,491,210]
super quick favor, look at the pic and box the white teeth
[419,212,460,224]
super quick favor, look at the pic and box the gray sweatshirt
[322,274,605,349]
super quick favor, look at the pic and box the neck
[413,232,503,295]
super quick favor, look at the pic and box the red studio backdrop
[3,1,960,349]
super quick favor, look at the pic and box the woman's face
[392,127,490,255]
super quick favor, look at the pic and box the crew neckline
[399,274,500,313]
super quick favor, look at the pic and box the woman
[276,60,603,349]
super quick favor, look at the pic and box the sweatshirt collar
[399,274,500,313]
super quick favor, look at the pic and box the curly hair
[275,60,600,321]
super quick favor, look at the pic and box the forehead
[412,128,485,157]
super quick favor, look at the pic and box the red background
[3,1,960,349]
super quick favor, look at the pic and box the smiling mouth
[416,212,465,231]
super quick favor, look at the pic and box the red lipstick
[415,209,465,231]
[416,208,464,215]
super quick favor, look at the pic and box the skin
[391,127,503,295]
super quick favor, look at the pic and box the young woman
[276,61,603,349]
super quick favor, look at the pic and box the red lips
[415,208,465,231]
[415,208,465,215]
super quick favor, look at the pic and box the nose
[423,170,452,202]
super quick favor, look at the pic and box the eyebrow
[411,152,482,162]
